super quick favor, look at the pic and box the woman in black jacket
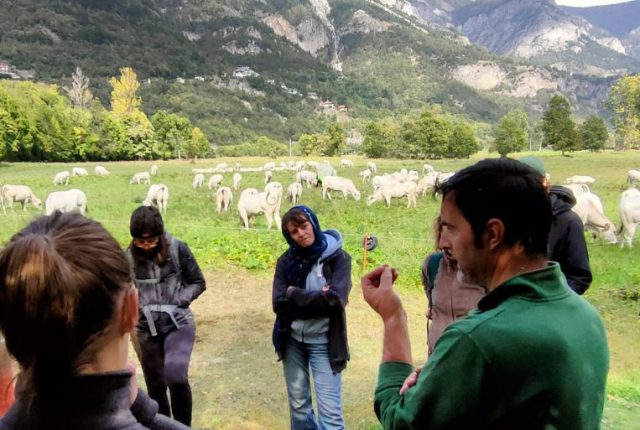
[128,206,206,426]
[272,205,352,430]
[0,212,188,430]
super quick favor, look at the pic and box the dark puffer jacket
[130,233,206,335]
[548,185,593,295]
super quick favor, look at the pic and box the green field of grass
[1,152,639,428]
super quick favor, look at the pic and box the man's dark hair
[435,158,551,255]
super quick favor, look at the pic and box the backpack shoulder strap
[426,251,443,310]
[169,236,182,281]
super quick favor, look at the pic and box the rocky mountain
[561,0,640,60]
[0,0,633,145]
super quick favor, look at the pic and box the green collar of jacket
[477,262,570,312]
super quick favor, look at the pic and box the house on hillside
[233,66,258,79]
[320,100,334,109]
[338,104,348,112]
[0,61,9,74]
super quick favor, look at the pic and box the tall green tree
[403,111,452,159]
[321,123,345,156]
[151,111,192,159]
[542,95,578,156]
[447,122,478,158]
[494,110,528,157]
[579,116,609,152]
[185,127,210,160]
[607,74,640,150]
[363,120,399,158]
[298,133,319,157]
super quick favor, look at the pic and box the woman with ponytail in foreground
[0,212,189,430]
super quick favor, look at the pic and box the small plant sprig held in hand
[362,233,378,271]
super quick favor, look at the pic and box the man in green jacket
[362,158,609,429]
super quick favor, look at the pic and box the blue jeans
[283,338,345,430]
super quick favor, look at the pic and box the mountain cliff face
[0,0,634,138]
[403,0,639,75]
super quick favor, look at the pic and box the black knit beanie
[130,205,164,238]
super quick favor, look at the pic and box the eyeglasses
[133,236,160,247]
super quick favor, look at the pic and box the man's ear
[120,286,139,335]
[485,218,505,251]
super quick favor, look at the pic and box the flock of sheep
[2,160,640,247]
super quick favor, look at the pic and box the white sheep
[233,173,242,190]
[423,163,434,174]
[287,182,303,205]
[322,176,361,201]
[367,181,418,208]
[359,169,372,183]
[296,170,318,188]
[565,175,595,185]
[193,173,205,189]
[45,189,87,216]
[263,161,276,171]
[94,166,110,176]
[627,169,640,186]
[53,171,71,186]
[150,164,159,175]
[367,161,378,173]
[143,184,169,214]
[130,172,151,185]
[72,167,89,177]
[237,185,283,230]
[1,185,42,213]
[216,186,233,213]
[416,172,439,196]
[264,170,273,184]
[208,174,224,189]
[340,159,354,168]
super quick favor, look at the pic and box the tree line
[1,66,639,162]
[0,67,209,162]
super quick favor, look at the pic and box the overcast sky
[555,0,635,6]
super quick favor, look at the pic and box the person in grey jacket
[0,211,188,430]
[128,206,206,426]
[272,205,352,430]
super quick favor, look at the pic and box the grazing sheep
[565,175,595,185]
[143,184,169,214]
[53,171,71,186]
[296,170,318,188]
[193,173,205,189]
[359,169,372,183]
[45,189,87,216]
[263,161,276,171]
[233,173,242,190]
[264,170,273,184]
[627,169,640,186]
[571,191,617,244]
[130,172,151,185]
[367,181,418,208]
[72,167,89,177]
[208,174,224,189]
[1,185,42,213]
[423,163,434,174]
[216,186,233,213]
[620,188,640,247]
[237,185,283,230]
[340,159,354,168]
[94,166,110,176]
[367,161,378,173]
[322,176,361,201]
[287,182,303,205]
[150,164,159,175]
[416,172,439,196]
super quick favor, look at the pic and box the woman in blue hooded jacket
[272,205,352,430]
